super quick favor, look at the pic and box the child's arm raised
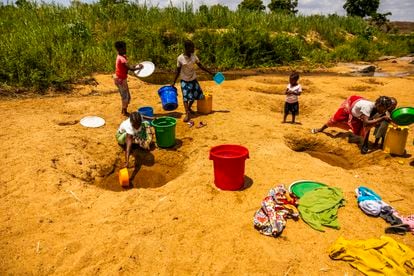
[126,61,142,72]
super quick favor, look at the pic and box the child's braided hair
[130,111,142,126]
[290,71,300,81]
[375,96,392,110]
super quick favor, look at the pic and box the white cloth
[177,53,199,81]
[285,84,302,103]
[358,200,384,216]
[118,118,141,137]
[351,100,374,118]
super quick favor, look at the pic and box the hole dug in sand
[283,131,374,170]
[97,148,186,191]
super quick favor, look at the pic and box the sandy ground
[1,59,413,275]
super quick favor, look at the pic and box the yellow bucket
[383,125,409,155]
[118,168,130,187]
[197,94,212,114]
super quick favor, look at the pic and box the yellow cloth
[329,236,414,275]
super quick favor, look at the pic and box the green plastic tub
[151,117,177,148]
[391,107,414,126]
[289,180,327,198]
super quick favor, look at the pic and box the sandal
[311,128,319,134]
[196,121,207,128]
[187,120,194,128]
[385,224,410,235]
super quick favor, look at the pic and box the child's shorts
[284,102,299,115]
[114,77,130,103]
[180,79,204,102]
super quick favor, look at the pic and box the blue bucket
[138,106,153,121]
[158,86,178,111]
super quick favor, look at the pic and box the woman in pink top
[311,96,394,154]
[114,41,143,117]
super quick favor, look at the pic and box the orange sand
[1,59,413,275]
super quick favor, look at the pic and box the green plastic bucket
[151,117,177,148]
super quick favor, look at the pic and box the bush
[0,3,412,91]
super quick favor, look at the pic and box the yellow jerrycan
[383,125,409,155]
[197,93,213,114]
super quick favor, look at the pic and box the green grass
[0,2,412,91]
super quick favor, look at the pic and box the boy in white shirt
[283,72,302,124]
[171,40,214,122]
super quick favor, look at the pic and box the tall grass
[0,2,412,90]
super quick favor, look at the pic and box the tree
[343,0,379,17]
[238,0,265,12]
[198,4,209,14]
[369,12,392,32]
[268,0,298,14]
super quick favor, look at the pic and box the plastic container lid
[80,116,105,128]
[134,61,155,78]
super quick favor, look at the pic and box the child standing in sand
[283,72,302,124]
[114,41,143,117]
[171,40,214,122]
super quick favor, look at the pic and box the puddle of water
[374,71,413,77]
[143,70,414,85]
[142,71,255,85]
[374,72,390,77]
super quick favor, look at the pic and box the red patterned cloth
[253,185,299,237]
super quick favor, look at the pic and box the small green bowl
[289,180,327,198]
[391,107,414,126]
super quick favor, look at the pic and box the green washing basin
[391,107,414,126]
[289,180,327,198]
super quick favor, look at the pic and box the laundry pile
[298,186,345,232]
[329,236,414,275]
[253,185,299,237]
[356,186,414,235]
[253,181,348,236]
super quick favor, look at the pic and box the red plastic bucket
[209,145,249,191]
